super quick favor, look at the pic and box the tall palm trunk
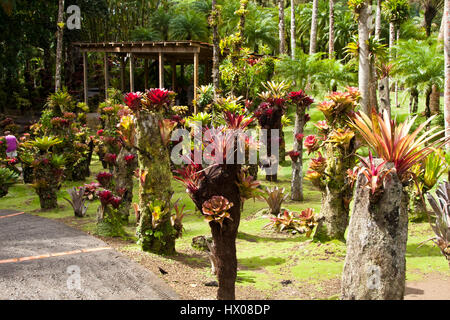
[430,83,441,114]
[55,0,65,92]
[211,0,220,99]
[291,0,296,59]
[358,0,371,115]
[329,0,335,57]
[279,0,287,55]
[445,0,450,151]
[309,0,318,54]
[375,0,382,40]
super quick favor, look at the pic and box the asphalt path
[0,210,178,300]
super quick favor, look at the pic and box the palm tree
[421,0,444,37]
[445,0,450,150]
[151,7,173,41]
[392,39,444,116]
[329,0,335,57]
[169,10,209,41]
[279,0,287,54]
[55,0,64,91]
[211,0,220,98]
[382,0,410,109]
[375,0,383,40]
[244,6,278,52]
[291,0,296,59]
[357,0,372,114]
[310,0,319,54]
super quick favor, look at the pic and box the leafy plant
[263,186,289,216]
[64,187,88,218]
[425,181,450,267]
[202,196,234,227]
[264,208,317,236]
[0,167,19,197]
[358,152,393,197]
[349,109,448,183]
[28,136,62,152]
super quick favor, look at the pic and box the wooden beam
[144,58,149,89]
[194,52,199,114]
[83,52,88,105]
[104,52,109,98]
[120,55,125,92]
[159,52,164,88]
[129,54,135,92]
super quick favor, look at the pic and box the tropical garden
[1,0,450,300]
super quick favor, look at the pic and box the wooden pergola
[73,41,214,113]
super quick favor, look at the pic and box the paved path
[0,210,178,300]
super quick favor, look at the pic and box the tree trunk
[430,83,441,114]
[424,4,438,37]
[309,0,318,54]
[341,162,408,300]
[55,0,65,92]
[329,0,335,58]
[378,76,391,114]
[410,193,428,222]
[358,0,371,115]
[445,0,450,152]
[192,164,242,300]
[291,0,296,59]
[375,0,382,40]
[211,0,220,99]
[410,86,419,114]
[291,106,306,201]
[278,0,287,55]
[369,61,379,111]
[114,147,137,222]
[395,29,400,108]
[135,110,176,255]
[314,187,349,241]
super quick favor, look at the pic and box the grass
[1,89,449,299]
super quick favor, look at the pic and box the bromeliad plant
[306,87,360,241]
[349,109,448,184]
[409,150,447,221]
[26,136,65,209]
[64,187,88,218]
[264,208,317,237]
[425,181,450,267]
[262,186,289,216]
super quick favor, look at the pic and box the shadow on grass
[237,231,308,243]
[406,242,443,257]
[236,274,256,284]
[239,256,286,270]
[164,251,211,269]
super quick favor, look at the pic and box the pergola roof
[73,40,214,63]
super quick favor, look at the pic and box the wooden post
[194,52,199,114]
[104,52,109,99]
[171,61,176,91]
[144,58,149,89]
[83,52,88,105]
[159,52,164,88]
[120,55,125,92]
[129,54,135,92]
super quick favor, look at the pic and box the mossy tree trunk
[313,141,356,242]
[135,110,176,255]
[341,162,408,300]
[291,105,306,201]
[114,147,137,222]
[192,164,242,300]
